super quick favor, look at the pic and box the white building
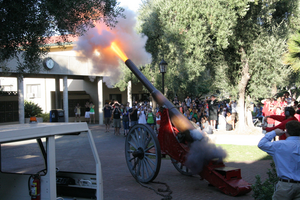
[0,43,150,124]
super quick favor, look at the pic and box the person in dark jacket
[112,103,121,135]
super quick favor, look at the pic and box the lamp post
[159,59,168,95]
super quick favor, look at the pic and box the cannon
[123,59,252,196]
[104,36,253,195]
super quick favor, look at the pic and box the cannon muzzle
[124,59,203,141]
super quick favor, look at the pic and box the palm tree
[284,31,300,71]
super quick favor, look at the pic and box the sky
[118,0,143,13]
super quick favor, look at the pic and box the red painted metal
[158,109,252,196]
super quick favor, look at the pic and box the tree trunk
[237,47,251,132]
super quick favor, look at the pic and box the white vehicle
[0,122,103,200]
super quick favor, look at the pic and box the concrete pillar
[17,75,24,124]
[55,76,61,109]
[97,77,103,125]
[127,80,132,107]
[63,76,68,122]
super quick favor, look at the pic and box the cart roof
[0,123,89,143]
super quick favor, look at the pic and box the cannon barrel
[125,59,201,140]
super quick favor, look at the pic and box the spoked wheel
[171,158,193,176]
[125,124,161,183]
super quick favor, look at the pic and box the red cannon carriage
[123,59,252,196]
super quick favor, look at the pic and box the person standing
[103,103,112,132]
[185,96,191,108]
[122,106,130,136]
[74,103,81,122]
[207,95,218,130]
[284,91,295,107]
[89,102,95,124]
[230,100,237,130]
[129,104,138,127]
[146,108,155,130]
[226,112,233,131]
[156,107,162,133]
[138,107,147,125]
[85,101,90,123]
[258,121,300,200]
[111,103,121,135]
[173,96,179,106]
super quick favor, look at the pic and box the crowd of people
[102,100,159,136]
[74,101,96,124]
[177,95,238,133]
[100,95,240,136]
[80,91,300,138]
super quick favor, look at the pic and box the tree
[284,31,300,71]
[138,0,213,99]
[0,0,124,73]
[138,0,299,131]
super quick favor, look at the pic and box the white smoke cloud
[185,136,227,174]
[74,9,151,87]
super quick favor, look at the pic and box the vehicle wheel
[125,124,161,183]
[171,158,193,176]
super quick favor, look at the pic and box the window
[26,84,41,98]
[1,85,13,91]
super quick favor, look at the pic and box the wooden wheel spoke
[171,158,193,176]
[135,158,141,173]
[125,124,161,183]
[144,137,151,149]
[131,130,139,146]
[145,144,155,152]
[144,152,156,157]
[129,157,135,162]
[144,156,156,169]
[142,159,151,178]
[128,140,138,150]
[139,128,146,147]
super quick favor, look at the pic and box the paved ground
[1,123,271,200]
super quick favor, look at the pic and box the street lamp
[159,59,168,95]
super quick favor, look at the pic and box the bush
[252,161,279,200]
[39,112,50,122]
[24,100,43,118]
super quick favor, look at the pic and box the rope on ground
[134,176,173,200]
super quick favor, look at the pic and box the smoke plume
[185,135,227,174]
[74,9,151,87]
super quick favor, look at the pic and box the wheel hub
[132,147,144,159]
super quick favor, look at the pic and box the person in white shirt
[258,120,300,200]
[185,96,191,108]
[138,107,147,124]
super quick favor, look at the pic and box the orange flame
[111,42,128,62]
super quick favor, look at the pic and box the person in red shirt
[155,108,162,134]
[262,106,298,140]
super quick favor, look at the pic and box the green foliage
[137,0,299,130]
[24,100,43,118]
[138,0,299,101]
[0,0,124,73]
[252,161,279,200]
[284,30,300,71]
[39,113,50,122]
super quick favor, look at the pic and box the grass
[217,144,272,162]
